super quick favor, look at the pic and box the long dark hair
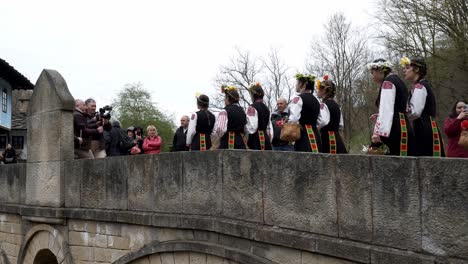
[449,100,465,118]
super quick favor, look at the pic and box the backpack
[119,129,135,151]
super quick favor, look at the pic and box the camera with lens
[96,105,112,121]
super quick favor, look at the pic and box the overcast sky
[1,0,374,127]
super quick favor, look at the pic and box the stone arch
[113,240,276,264]
[17,224,72,264]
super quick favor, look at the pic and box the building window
[2,89,6,113]
[12,136,24,150]
[0,136,6,149]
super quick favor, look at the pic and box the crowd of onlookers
[73,98,163,159]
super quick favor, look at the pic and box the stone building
[0,58,34,161]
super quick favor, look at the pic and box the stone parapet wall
[0,213,23,264]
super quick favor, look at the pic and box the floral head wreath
[295,73,316,84]
[221,85,237,94]
[316,75,329,91]
[399,56,411,67]
[366,60,392,70]
[248,82,263,95]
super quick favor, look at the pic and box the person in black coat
[289,73,322,153]
[245,83,272,150]
[3,144,17,164]
[401,57,445,157]
[316,76,348,154]
[172,116,190,152]
[213,86,247,149]
[187,94,215,151]
[368,59,415,156]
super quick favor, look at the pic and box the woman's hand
[371,134,381,143]
[457,111,468,120]
[370,114,378,122]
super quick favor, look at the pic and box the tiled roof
[0,58,34,90]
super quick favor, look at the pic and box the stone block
[189,252,207,264]
[133,257,150,264]
[301,251,356,264]
[27,111,74,163]
[81,158,128,210]
[335,155,372,242]
[128,155,155,211]
[420,158,468,259]
[154,154,183,213]
[161,252,175,264]
[252,244,301,264]
[315,238,369,263]
[370,248,434,264]
[207,255,224,264]
[25,161,64,207]
[0,164,26,205]
[96,222,122,236]
[264,152,337,236]
[221,150,264,223]
[182,151,222,216]
[174,252,189,263]
[70,246,94,261]
[108,235,130,250]
[28,69,75,115]
[64,160,83,208]
[372,156,421,251]
[149,254,163,264]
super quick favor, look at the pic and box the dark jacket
[104,121,125,157]
[271,109,290,146]
[3,148,17,164]
[172,126,189,151]
[73,109,98,150]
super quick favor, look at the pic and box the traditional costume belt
[258,130,266,150]
[429,116,442,157]
[228,131,248,149]
[199,133,207,151]
[328,131,337,154]
[304,124,319,153]
[398,112,408,156]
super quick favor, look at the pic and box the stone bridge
[0,70,467,264]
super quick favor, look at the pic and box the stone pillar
[25,69,74,207]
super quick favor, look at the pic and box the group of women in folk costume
[186,56,443,156]
[368,57,444,157]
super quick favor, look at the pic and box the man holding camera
[85,98,111,158]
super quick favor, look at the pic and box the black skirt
[413,115,445,157]
[190,132,212,151]
[380,112,416,156]
[294,124,322,153]
[219,131,247,149]
[247,130,272,150]
[320,130,347,154]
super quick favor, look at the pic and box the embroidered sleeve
[213,110,228,138]
[288,96,302,123]
[374,81,396,137]
[186,113,197,145]
[267,117,273,143]
[317,103,330,129]
[245,106,259,134]
[339,112,344,130]
[407,83,427,121]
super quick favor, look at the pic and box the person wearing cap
[316,76,347,154]
[186,94,216,151]
[213,86,247,149]
[401,57,445,157]
[245,83,272,150]
[127,126,135,139]
[172,116,190,152]
[367,59,415,156]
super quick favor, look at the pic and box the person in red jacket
[444,100,468,158]
[143,125,162,154]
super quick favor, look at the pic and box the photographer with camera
[85,98,111,158]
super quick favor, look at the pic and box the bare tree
[213,47,295,113]
[307,12,370,148]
